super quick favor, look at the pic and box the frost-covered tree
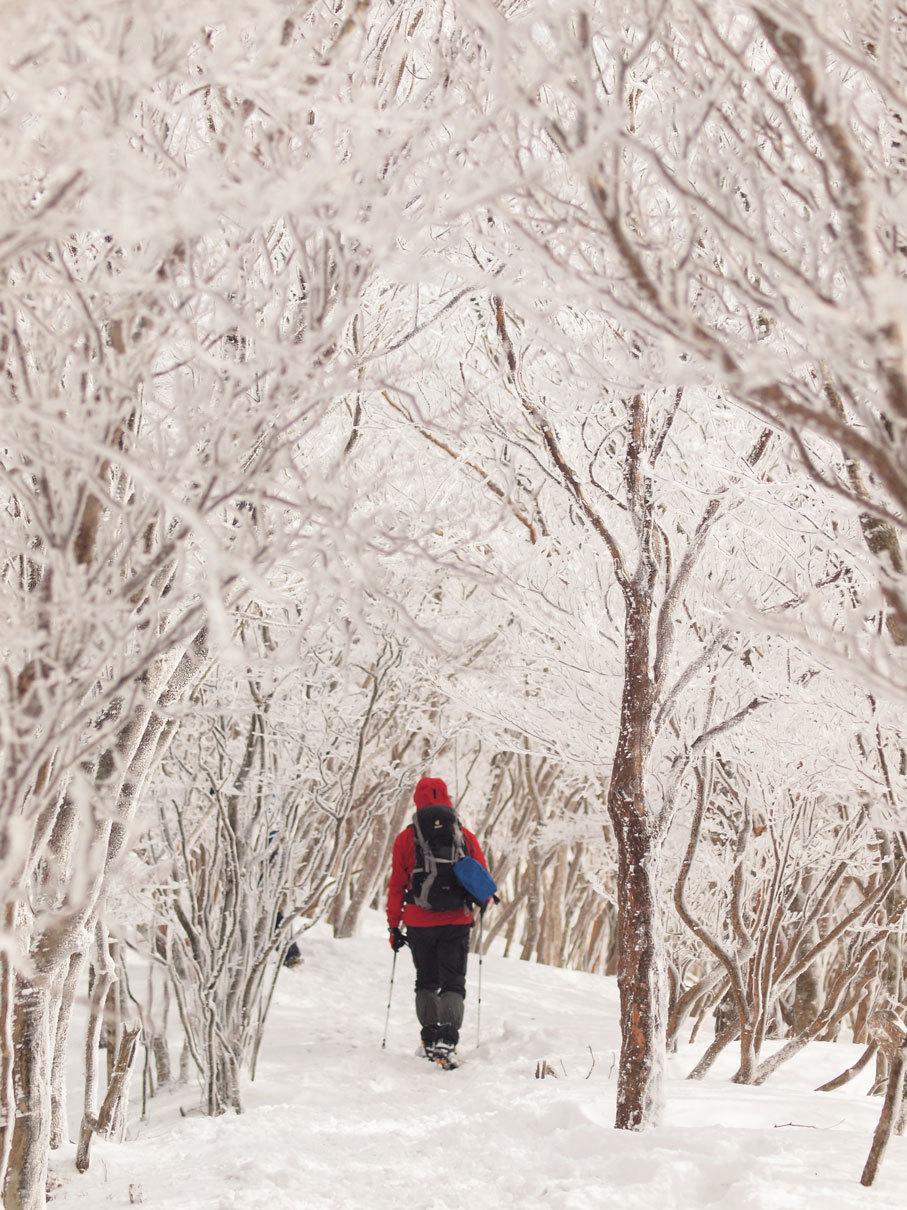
[0,2,477,1204]
[374,273,852,1125]
[673,724,905,1085]
[369,0,907,1127]
[464,0,907,678]
[139,600,460,1115]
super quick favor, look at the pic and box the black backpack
[408,805,469,912]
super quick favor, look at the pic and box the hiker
[386,776,493,1066]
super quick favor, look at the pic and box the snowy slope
[52,913,907,1210]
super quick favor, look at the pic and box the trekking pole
[381,949,398,1050]
[476,910,484,1049]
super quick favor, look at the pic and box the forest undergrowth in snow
[50,913,907,1210]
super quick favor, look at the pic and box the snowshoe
[426,1041,460,1070]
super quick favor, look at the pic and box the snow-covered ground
[52,914,907,1209]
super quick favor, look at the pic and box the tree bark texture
[76,1024,140,1173]
[606,589,664,1130]
[0,953,14,1200]
[3,976,52,1210]
[862,1046,907,1186]
[607,809,665,1129]
[49,953,83,1150]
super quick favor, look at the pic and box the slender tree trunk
[76,1024,141,1172]
[147,951,172,1089]
[790,881,824,1035]
[608,810,666,1129]
[862,1047,907,1186]
[520,852,541,963]
[0,951,15,1199]
[80,931,116,1151]
[49,952,83,1149]
[335,812,390,939]
[606,594,664,1129]
[540,847,568,967]
[4,975,53,1210]
[735,1021,758,1084]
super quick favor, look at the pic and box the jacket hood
[413,777,452,809]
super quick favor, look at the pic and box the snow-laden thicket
[3,2,907,1206]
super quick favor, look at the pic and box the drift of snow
[52,912,907,1210]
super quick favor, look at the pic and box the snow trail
[52,914,907,1209]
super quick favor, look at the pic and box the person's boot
[431,992,465,1067]
[418,1025,440,1059]
[430,1036,460,1069]
[416,990,441,1058]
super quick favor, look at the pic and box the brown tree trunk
[608,809,665,1129]
[76,1024,140,1173]
[862,1046,907,1186]
[606,593,664,1130]
[789,883,824,1035]
[735,1020,758,1084]
[0,949,14,1197]
[4,975,53,1210]
[540,847,568,967]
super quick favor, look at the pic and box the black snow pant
[407,923,471,1047]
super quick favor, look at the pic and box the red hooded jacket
[386,778,490,930]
